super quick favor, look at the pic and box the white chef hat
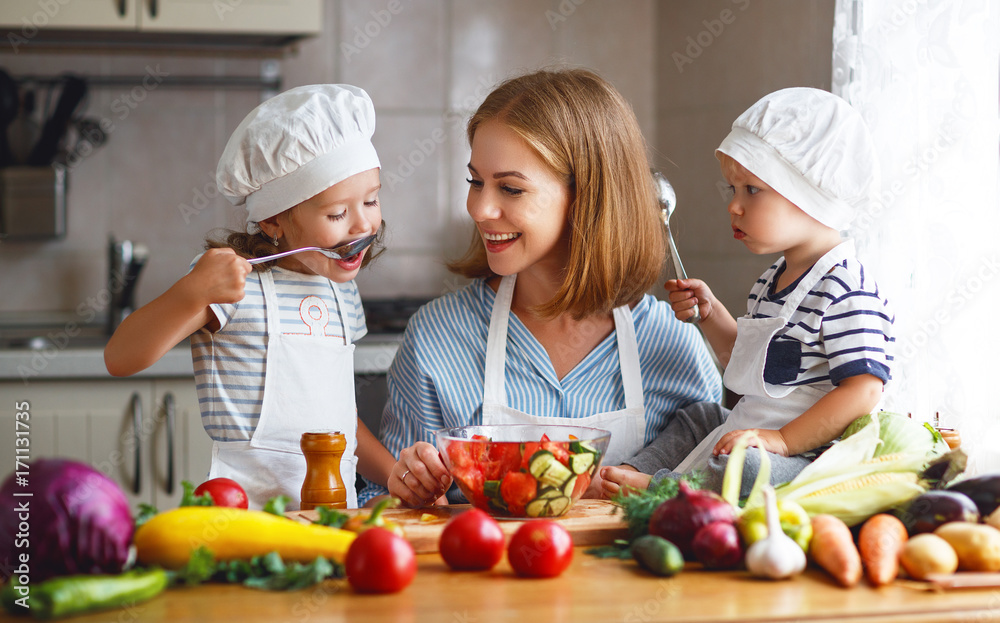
[716,87,879,231]
[217,84,380,224]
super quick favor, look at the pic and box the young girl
[105,84,395,509]
[603,87,894,498]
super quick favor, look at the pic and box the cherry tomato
[346,527,417,593]
[193,477,248,509]
[439,509,505,571]
[507,520,574,578]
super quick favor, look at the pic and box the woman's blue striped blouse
[358,279,722,504]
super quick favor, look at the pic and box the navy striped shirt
[357,279,723,504]
[749,256,894,388]
[189,262,367,442]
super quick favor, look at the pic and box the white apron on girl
[673,241,855,474]
[209,269,359,510]
[480,275,646,468]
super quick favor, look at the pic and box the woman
[358,69,722,508]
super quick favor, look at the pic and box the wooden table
[8,551,998,623]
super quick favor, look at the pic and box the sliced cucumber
[570,440,598,454]
[484,479,501,499]
[525,498,549,517]
[547,496,571,516]
[562,475,578,497]
[529,450,573,487]
[538,486,561,499]
[569,452,594,474]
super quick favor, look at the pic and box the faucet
[107,236,149,334]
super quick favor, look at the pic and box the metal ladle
[652,171,700,324]
[248,233,377,265]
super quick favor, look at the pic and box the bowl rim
[433,423,612,443]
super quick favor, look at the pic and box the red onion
[649,480,736,559]
[692,520,743,569]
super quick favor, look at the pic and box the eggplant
[947,474,1000,518]
[896,490,979,535]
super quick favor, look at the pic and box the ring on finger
[401,470,410,481]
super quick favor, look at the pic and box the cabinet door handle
[130,392,142,496]
[117,0,127,18]
[149,0,158,19]
[162,392,175,496]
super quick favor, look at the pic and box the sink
[0,323,110,350]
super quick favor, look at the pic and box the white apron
[209,269,359,510]
[480,275,646,467]
[673,241,855,474]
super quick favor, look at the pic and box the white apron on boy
[480,275,646,468]
[209,269,359,510]
[673,241,856,474]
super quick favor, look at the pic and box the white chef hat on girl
[716,87,879,231]
[217,84,380,225]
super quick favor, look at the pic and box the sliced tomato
[485,442,521,481]
[500,471,537,515]
[452,465,488,509]
[541,440,570,465]
[572,472,591,499]
[520,441,540,470]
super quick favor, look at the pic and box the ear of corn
[793,472,925,526]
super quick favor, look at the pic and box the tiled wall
[0,0,834,318]
[0,0,656,313]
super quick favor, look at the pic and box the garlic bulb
[744,486,807,580]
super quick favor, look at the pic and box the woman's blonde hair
[448,68,666,319]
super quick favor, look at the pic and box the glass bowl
[434,424,611,518]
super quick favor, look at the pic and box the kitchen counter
[19,550,998,623]
[0,333,402,380]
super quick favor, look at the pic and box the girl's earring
[272,234,279,247]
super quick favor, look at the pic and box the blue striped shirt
[357,279,723,504]
[749,256,894,388]
[189,262,367,441]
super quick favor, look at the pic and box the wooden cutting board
[289,499,628,554]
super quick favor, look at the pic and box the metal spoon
[248,234,377,265]
[652,171,700,323]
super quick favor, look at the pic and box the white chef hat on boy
[217,84,380,224]
[716,87,879,231]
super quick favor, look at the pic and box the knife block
[0,166,67,239]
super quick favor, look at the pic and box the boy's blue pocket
[763,338,801,385]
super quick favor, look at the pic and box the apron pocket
[763,337,801,385]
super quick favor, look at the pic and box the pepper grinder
[300,431,347,510]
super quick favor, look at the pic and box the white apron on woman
[208,270,359,510]
[480,275,646,467]
[673,241,855,474]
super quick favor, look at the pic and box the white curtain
[832,0,1000,475]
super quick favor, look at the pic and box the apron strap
[483,275,516,406]
[329,281,351,345]
[612,305,644,410]
[757,239,856,321]
[258,269,281,339]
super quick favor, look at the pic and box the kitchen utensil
[0,70,19,167]
[247,233,376,265]
[291,499,628,553]
[653,170,700,324]
[27,75,88,166]
[435,424,611,519]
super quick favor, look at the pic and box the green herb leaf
[313,506,350,528]
[134,503,159,528]
[170,546,217,586]
[179,480,214,507]
[262,495,291,516]
[612,472,705,542]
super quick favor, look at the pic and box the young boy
[603,87,894,497]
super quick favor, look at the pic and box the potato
[899,533,958,580]
[934,522,1000,571]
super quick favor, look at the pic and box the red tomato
[571,472,591,499]
[346,527,417,593]
[541,440,570,465]
[452,465,488,509]
[485,442,521,481]
[507,520,574,578]
[439,509,505,571]
[193,477,249,509]
[520,442,540,470]
[500,471,537,515]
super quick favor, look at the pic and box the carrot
[858,513,908,586]
[809,514,862,587]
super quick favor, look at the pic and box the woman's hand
[665,278,714,322]
[388,442,452,508]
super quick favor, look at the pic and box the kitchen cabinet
[0,0,321,37]
[0,377,213,510]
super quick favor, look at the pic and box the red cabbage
[1,458,135,582]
